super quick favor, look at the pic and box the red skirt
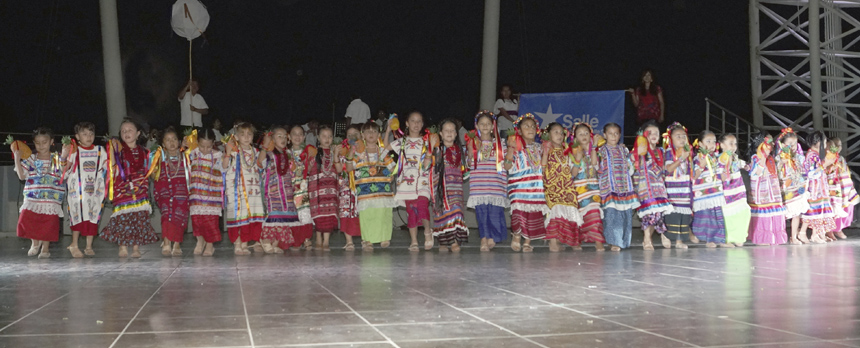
[289,224,314,247]
[313,216,339,233]
[340,216,361,237]
[228,222,262,243]
[262,225,295,245]
[579,208,606,243]
[162,220,186,243]
[547,218,580,246]
[71,221,99,237]
[192,215,222,243]
[512,210,546,240]
[17,210,60,242]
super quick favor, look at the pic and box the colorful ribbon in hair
[470,110,505,173]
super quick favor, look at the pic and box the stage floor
[1,230,859,348]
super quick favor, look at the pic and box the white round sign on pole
[171,0,210,41]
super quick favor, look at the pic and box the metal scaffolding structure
[750,0,860,172]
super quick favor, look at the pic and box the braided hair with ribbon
[465,110,505,173]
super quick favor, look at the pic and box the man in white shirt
[344,95,371,125]
[178,79,209,128]
[302,121,318,146]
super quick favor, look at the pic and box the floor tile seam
[311,278,401,348]
[108,267,180,348]
[561,281,833,344]
[459,278,703,348]
[410,288,556,348]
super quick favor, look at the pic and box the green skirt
[359,208,393,244]
[723,203,752,244]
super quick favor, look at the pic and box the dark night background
[0,0,750,136]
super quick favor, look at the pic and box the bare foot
[522,243,534,253]
[67,246,84,258]
[84,248,95,256]
[675,241,688,249]
[548,239,560,252]
[689,234,700,244]
[171,243,182,256]
[161,240,171,256]
[719,243,735,248]
[193,240,205,255]
[837,231,848,239]
[661,234,671,249]
[203,243,215,256]
[118,246,129,258]
[706,242,717,248]
[510,234,522,252]
[487,239,496,249]
[131,246,141,258]
[438,245,449,252]
[451,243,461,252]
[380,240,390,248]
[424,233,434,251]
[610,245,621,251]
[734,242,744,247]
[595,242,605,251]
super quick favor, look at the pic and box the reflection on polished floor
[1,229,859,348]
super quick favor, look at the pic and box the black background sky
[1,0,750,136]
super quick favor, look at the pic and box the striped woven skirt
[578,203,605,243]
[512,210,546,240]
[748,202,787,245]
[692,207,727,244]
[433,206,469,246]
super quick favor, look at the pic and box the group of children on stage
[11,112,858,258]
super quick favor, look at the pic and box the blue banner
[518,90,625,135]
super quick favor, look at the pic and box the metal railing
[704,98,760,156]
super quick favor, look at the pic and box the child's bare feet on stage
[203,243,215,256]
[194,236,205,255]
[548,239,560,252]
[67,245,84,258]
[451,242,460,252]
[595,242,605,251]
[689,234,700,244]
[161,240,171,256]
[719,243,735,248]
[119,245,129,258]
[172,243,182,256]
[131,245,141,258]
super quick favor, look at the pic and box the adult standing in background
[626,69,664,125]
[303,120,319,146]
[494,84,518,134]
[345,94,371,125]
[178,79,209,128]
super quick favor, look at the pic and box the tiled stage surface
[1,229,859,348]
